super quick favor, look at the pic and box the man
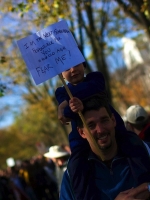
[126,104,150,142]
[60,96,150,200]
[44,145,70,192]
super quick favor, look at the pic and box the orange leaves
[110,72,149,115]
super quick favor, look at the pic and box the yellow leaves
[29,97,56,118]
[39,1,50,11]
[27,0,37,3]
[53,2,59,8]
[44,4,50,12]
[141,0,150,19]
[8,6,13,12]
[110,72,149,115]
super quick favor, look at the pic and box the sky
[0,92,24,129]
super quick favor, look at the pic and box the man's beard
[98,140,112,151]
[97,132,112,151]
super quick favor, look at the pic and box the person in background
[60,95,150,200]
[126,104,150,142]
[0,169,16,200]
[44,145,70,192]
[61,144,71,154]
[19,160,38,200]
[10,166,30,200]
[29,156,59,200]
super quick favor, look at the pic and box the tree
[21,90,69,142]
[0,99,69,168]
[0,0,150,163]
[115,0,150,38]
[110,67,149,115]
[0,0,138,102]
[0,127,37,169]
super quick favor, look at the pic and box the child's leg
[69,120,89,153]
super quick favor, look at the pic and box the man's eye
[88,124,95,129]
[102,119,109,123]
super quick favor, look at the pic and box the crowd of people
[0,145,70,200]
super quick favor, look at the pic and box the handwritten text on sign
[17,20,85,85]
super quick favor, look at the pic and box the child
[55,62,126,152]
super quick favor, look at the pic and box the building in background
[122,36,150,97]
[122,37,144,70]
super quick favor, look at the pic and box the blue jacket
[60,134,150,200]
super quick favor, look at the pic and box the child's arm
[56,72,106,121]
[58,100,71,125]
[55,86,82,121]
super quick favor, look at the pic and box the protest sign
[17,20,85,85]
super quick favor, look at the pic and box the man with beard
[60,95,150,200]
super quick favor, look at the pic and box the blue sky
[0,94,24,129]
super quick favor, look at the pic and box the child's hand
[58,101,70,125]
[69,97,84,113]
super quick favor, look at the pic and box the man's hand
[69,97,84,113]
[114,183,150,200]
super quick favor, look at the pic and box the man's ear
[77,127,86,139]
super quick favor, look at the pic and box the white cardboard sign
[17,20,85,85]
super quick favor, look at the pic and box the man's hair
[77,94,112,128]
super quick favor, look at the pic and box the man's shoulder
[67,146,92,176]
[143,141,150,156]
[59,170,75,200]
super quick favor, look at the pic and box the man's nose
[96,123,104,132]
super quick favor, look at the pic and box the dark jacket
[60,131,150,200]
